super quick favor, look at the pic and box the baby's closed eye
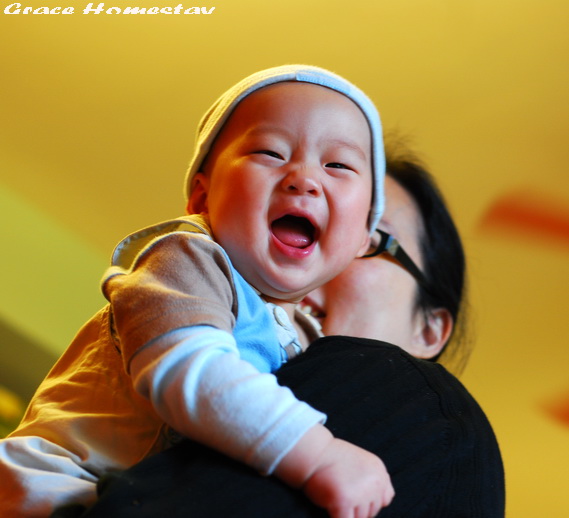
[253,150,284,160]
[325,162,352,170]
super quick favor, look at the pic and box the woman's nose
[281,166,322,196]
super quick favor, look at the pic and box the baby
[0,65,393,518]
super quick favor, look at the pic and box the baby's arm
[132,326,393,518]
[130,325,325,473]
[275,425,394,518]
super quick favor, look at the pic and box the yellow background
[1,1,568,515]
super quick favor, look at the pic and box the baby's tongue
[272,216,313,248]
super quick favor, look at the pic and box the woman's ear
[409,308,454,360]
[187,172,210,215]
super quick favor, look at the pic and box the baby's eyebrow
[326,138,369,161]
[244,125,290,139]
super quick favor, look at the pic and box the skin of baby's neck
[262,295,309,348]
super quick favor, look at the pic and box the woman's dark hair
[385,138,471,374]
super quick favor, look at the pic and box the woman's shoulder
[287,335,505,518]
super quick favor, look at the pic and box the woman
[305,144,470,375]
[59,146,504,518]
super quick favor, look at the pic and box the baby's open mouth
[271,215,316,249]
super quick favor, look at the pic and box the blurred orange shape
[541,387,569,428]
[478,190,569,248]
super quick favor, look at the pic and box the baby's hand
[303,437,394,518]
[275,426,394,518]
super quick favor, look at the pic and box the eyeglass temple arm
[386,236,429,286]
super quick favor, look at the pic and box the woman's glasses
[363,229,428,288]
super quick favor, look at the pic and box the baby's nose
[281,166,322,196]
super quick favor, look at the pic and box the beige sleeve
[103,232,238,371]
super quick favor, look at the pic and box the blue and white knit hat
[184,64,385,233]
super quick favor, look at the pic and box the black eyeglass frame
[363,229,429,288]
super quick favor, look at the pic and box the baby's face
[191,82,372,302]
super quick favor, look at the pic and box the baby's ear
[187,172,210,215]
[355,231,372,258]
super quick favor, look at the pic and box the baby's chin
[260,289,306,307]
